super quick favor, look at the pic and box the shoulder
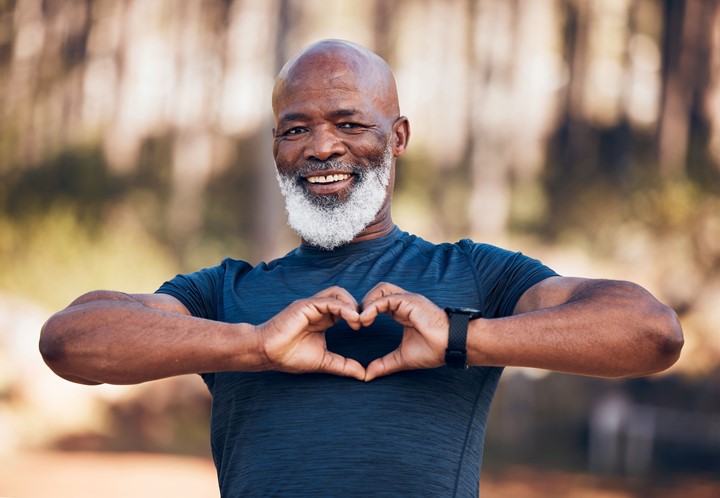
[219,257,255,272]
[387,232,518,266]
[162,258,255,289]
[155,257,256,319]
[455,239,555,273]
[185,257,255,280]
[456,238,517,258]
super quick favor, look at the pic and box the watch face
[445,307,482,318]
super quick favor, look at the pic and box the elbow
[39,314,68,369]
[646,304,684,373]
[39,313,101,385]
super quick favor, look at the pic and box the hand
[257,286,366,380]
[359,282,449,381]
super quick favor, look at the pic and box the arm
[359,278,683,380]
[39,287,365,385]
[469,276,684,377]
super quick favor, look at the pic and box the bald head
[272,39,400,120]
[271,40,411,246]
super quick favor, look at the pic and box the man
[40,40,683,496]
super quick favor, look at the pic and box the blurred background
[1,0,719,496]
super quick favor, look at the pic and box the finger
[358,301,380,327]
[315,293,362,329]
[344,314,363,330]
[359,295,408,326]
[314,286,359,309]
[360,282,408,309]
[324,299,361,324]
[318,352,366,381]
[306,299,360,328]
[334,302,362,329]
[364,349,406,382]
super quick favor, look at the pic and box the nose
[304,126,346,161]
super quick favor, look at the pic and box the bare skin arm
[359,277,683,381]
[42,278,683,384]
[470,276,683,377]
[39,287,366,385]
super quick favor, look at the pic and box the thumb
[364,349,406,382]
[319,352,366,381]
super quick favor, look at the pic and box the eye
[338,122,363,130]
[283,127,307,136]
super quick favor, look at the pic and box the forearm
[39,292,264,385]
[467,280,684,377]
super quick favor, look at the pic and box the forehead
[273,45,398,120]
[274,67,383,122]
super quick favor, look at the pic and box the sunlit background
[1,0,719,496]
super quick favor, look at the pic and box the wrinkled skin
[272,40,410,244]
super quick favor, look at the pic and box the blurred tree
[658,0,718,176]
[0,0,718,367]
[1,0,719,485]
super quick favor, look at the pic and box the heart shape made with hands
[261,282,451,382]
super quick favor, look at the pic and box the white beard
[276,143,393,250]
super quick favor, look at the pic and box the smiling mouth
[305,173,352,184]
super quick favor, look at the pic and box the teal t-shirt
[157,227,557,497]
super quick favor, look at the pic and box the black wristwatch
[444,307,483,369]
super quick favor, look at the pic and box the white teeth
[307,174,351,184]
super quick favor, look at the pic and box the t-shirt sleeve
[463,240,559,318]
[155,263,227,321]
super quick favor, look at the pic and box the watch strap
[445,312,471,369]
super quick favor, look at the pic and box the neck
[350,216,396,244]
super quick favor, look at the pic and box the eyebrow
[330,108,363,118]
[278,112,310,126]
[278,108,365,127]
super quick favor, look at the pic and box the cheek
[358,141,390,165]
[273,142,299,173]
[348,134,389,163]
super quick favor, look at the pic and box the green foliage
[3,147,119,227]
[0,142,181,309]
[0,204,179,311]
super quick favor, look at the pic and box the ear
[392,116,410,157]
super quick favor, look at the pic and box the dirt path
[1,451,716,498]
[0,451,219,498]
